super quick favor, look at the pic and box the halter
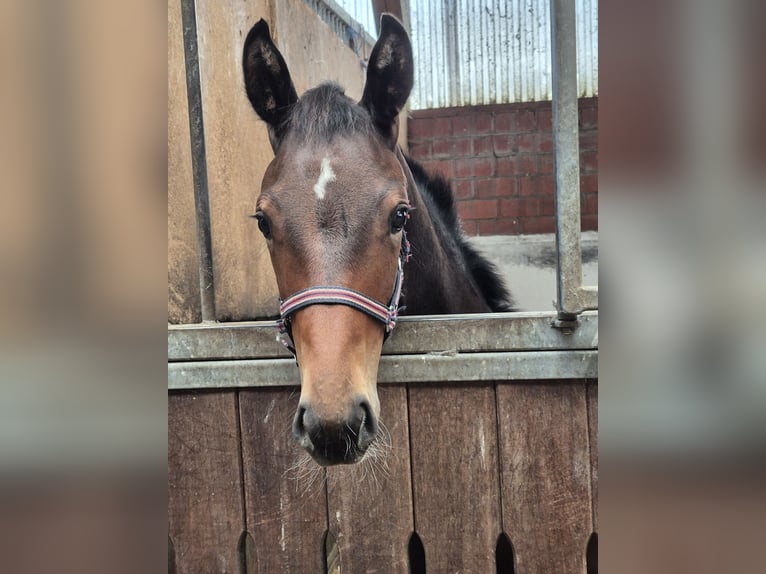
[276,227,412,357]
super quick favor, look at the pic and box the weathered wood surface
[409,384,502,572]
[326,385,414,573]
[239,388,328,573]
[168,392,244,573]
[168,0,201,324]
[168,312,599,360]
[193,0,277,321]
[168,381,597,571]
[497,383,593,574]
[587,382,598,531]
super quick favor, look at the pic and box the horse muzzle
[292,396,378,465]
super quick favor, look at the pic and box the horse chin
[305,444,370,467]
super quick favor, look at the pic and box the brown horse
[243,15,512,466]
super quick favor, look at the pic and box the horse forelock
[281,82,375,144]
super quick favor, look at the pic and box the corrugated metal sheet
[409,0,597,109]
[331,0,598,109]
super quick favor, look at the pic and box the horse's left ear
[361,14,414,148]
[242,19,298,150]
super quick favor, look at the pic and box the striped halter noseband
[276,228,412,357]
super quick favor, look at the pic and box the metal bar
[550,0,598,323]
[181,0,216,321]
[168,350,597,390]
[168,311,598,361]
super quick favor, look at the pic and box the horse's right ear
[242,19,298,144]
[361,14,414,148]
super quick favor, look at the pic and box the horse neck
[394,147,491,315]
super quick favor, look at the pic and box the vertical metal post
[181,0,216,321]
[550,0,597,325]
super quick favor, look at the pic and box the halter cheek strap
[276,228,411,357]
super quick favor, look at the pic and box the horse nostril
[356,399,378,440]
[292,405,308,439]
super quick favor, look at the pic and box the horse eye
[390,205,409,233]
[253,211,272,239]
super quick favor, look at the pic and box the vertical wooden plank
[168,392,244,573]
[409,384,502,572]
[587,382,598,531]
[497,382,592,574]
[168,0,201,324]
[194,0,279,321]
[326,385,413,573]
[239,389,328,572]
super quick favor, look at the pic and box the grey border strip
[169,312,598,361]
[168,350,597,389]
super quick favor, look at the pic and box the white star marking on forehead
[313,156,336,200]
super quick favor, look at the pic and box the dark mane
[405,156,516,312]
[283,82,374,143]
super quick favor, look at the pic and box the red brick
[579,130,599,151]
[539,176,556,197]
[475,178,497,198]
[432,137,472,158]
[539,133,554,153]
[421,159,453,180]
[478,218,522,235]
[579,105,598,130]
[581,214,598,231]
[461,219,478,235]
[497,154,537,177]
[515,110,537,131]
[499,198,521,217]
[473,136,493,156]
[520,198,541,217]
[492,135,514,156]
[583,193,598,215]
[494,112,514,133]
[473,157,495,177]
[458,199,498,220]
[517,133,539,153]
[456,157,495,178]
[408,141,432,160]
[453,179,475,200]
[537,109,553,130]
[475,112,493,133]
[410,117,452,140]
[516,154,538,175]
[451,115,474,135]
[540,197,556,216]
[454,158,473,178]
[475,177,516,199]
[519,176,539,196]
[494,177,517,197]
[539,153,554,174]
[581,150,598,173]
[523,216,555,235]
[580,174,598,194]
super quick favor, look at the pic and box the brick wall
[407,98,598,235]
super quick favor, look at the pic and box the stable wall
[168,0,372,323]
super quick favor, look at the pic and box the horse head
[242,15,413,465]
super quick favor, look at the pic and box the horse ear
[242,19,298,144]
[361,14,414,147]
